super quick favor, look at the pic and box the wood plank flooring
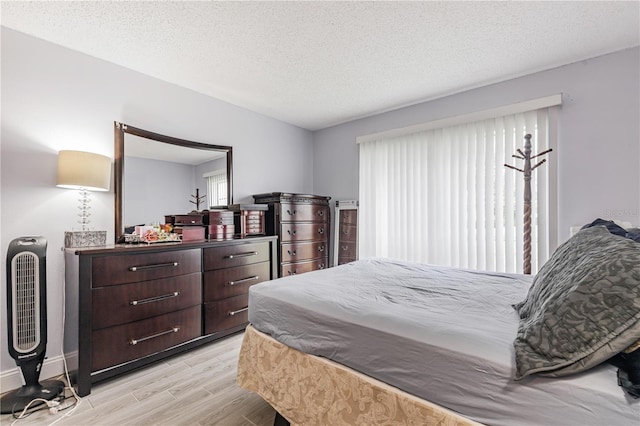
[1,332,276,426]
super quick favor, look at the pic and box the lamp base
[64,231,107,248]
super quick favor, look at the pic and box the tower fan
[1,237,64,414]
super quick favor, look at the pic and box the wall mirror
[114,122,233,241]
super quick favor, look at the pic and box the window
[204,169,227,207]
[358,97,559,274]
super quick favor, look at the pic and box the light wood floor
[1,332,276,426]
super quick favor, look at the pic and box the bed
[237,225,640,425]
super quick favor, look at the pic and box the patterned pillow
[513,226,640,380]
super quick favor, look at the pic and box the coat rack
[190,188,206,211]
[505,134,552,274]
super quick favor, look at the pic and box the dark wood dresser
[202,240,272,334]
[334,200,358,265]
[253,192,331,277]
[64,236,277,396]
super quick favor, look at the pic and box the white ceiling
[125,133,226,165]
[2,1,639,131]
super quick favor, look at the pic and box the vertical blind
[358,108,550,274]
[204,169,227,207]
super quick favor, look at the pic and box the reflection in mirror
[125,136,227,225]
[114,122,233,242]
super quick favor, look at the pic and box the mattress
[238,324,483,426]
[248,258,640,426]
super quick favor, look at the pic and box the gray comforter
[249,258,639,425]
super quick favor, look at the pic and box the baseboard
[0,353,71,392]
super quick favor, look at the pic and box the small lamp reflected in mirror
[57,150,111,248]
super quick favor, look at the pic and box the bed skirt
[237,325,482,426]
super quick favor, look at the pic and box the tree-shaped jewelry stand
[505,134,552,274]
[190,188,206,211]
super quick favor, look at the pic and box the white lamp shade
[57,150,111,191]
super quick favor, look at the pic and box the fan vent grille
[11,251,41,353]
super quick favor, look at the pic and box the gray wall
[124,157,196,227]
[313,47,640,253]
[123,155,228,227]
[0,28,313,376]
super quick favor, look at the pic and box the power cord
[46,252,84,426]
[7,250,85,425]
[11,398,61,423]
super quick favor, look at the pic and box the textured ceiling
[2,1,639,131]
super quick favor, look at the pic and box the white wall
[0,28,314,381]
[313,47,640,256]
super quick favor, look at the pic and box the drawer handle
[319,263,325,269]
[286,209,297,216]
[129,262,179,272]
[228,307,249,316]
[341,245,349,251]
[130,291,180,306]
[287,229,297,236]
[228,276,259,286]
[129,327,180,345]
[287,270,297,276]
[226,251,258,259]
[342,229,349,235]
[318,228,325,235]
[317,210,325,217]
[318,245,325,252]
[287,249,297,256]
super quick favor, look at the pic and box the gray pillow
[513,226,640,380]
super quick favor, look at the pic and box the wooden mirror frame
[114,122,233,242]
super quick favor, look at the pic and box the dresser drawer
[92,305,201,372]
[280,222,328,243]
[203,210,234,225]
[206,224,235,240]
[246,222,264,232]
[338,223,357,241]
[279,203,329,222]
[203,242,270,270]
[281,257,328,276]
[203,294,249,334]
[203,261,270,302]
[281,241,327,263]
[337,241,357,259]
[92,249,201,288]
[92,273,202,330]
[173,214,204,226]
[339,209,358,225]
[235,211,266,237]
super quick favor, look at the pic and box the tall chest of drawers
[64,236,277,396]
[334,200,359,265]
[253,192,331,277]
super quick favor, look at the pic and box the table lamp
[57,150,111,247]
